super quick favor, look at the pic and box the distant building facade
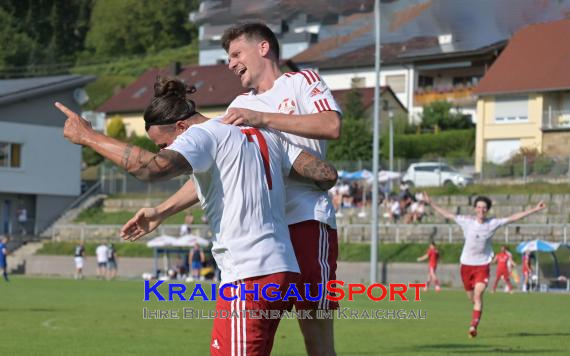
[0,75,95,234]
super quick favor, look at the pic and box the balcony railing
[414,85,476,107]
[542,109,570,130]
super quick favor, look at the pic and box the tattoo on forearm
[292,151,338,190]
[127,149,192,182]
[122,144,134,168]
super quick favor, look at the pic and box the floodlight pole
[370,0,381,284]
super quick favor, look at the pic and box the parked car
[401,162,473,187]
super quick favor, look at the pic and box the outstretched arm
[505,201,546,224]
[417,254,428,262]
[423,191,455,221]
[55,102,191,181]
[289,151,338,191]
[224,108,341,139]
[120,180,199,241]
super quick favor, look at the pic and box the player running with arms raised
[423,192,546,338]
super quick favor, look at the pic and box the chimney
[170,62,182,76]
[438,34,452,45]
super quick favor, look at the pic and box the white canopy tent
[173,234,211,247]
[146,235,178,248]
[146,234,210,278]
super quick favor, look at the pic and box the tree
[328,86,374,161]
[420,100,473,131]
[0,7,35,70]
[83,0,196,60]
[106,116,127,140]
[343,87,365,120]
[0,0,92,73]
[327,117,373,161]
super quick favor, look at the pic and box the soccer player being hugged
[491,245,515,293]
[423,192,546,338]
[56,76,338,355]
[417,241,441,292]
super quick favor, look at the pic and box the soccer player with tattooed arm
[116,22,343,356]
[55,76,338,355]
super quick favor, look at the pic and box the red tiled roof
[475,19,570,95]
[332,86,407,112]
[97,64,245,113]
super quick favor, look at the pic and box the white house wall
[319,66,413,112]
[199,48,228,65]
[0,121,81,196]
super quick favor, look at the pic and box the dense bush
[381,129,475,159]
[106,116,127,140]
[420,100,474,130]
[82,147,103,167]
[483,147,560,178]
[483,162,513,177]
[129,135,159,153]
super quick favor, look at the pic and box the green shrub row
[381,129,475,159]
[38,241,521,264]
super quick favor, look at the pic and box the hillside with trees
[0,0,199,108]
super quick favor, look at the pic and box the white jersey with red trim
[168,118,302,284]
[228,70,342,228]
[455,215,509,265]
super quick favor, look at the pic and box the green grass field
[0,277,568,355]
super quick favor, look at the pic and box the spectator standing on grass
[0,235,10,282]
[180,214,194,236]
[74,241,85,280]
[106,243,118,280]
[95,243,109,279]
[190,242,205,281]
[16,207,27,235]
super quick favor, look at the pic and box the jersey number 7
[241,128,272,190]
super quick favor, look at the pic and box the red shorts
[496,268,510,279]
[429,265,437,273]
[289,220,339,310]
[210,272,299,356]
[460,264,490,291]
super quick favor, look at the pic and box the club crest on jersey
[278,98,296,115]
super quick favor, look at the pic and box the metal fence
[92,155,570,196]
[338,223,569,244]
[98,164,190,196]
[52,224,212,242]
[333,156,570,183]
[51,223,569,245]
